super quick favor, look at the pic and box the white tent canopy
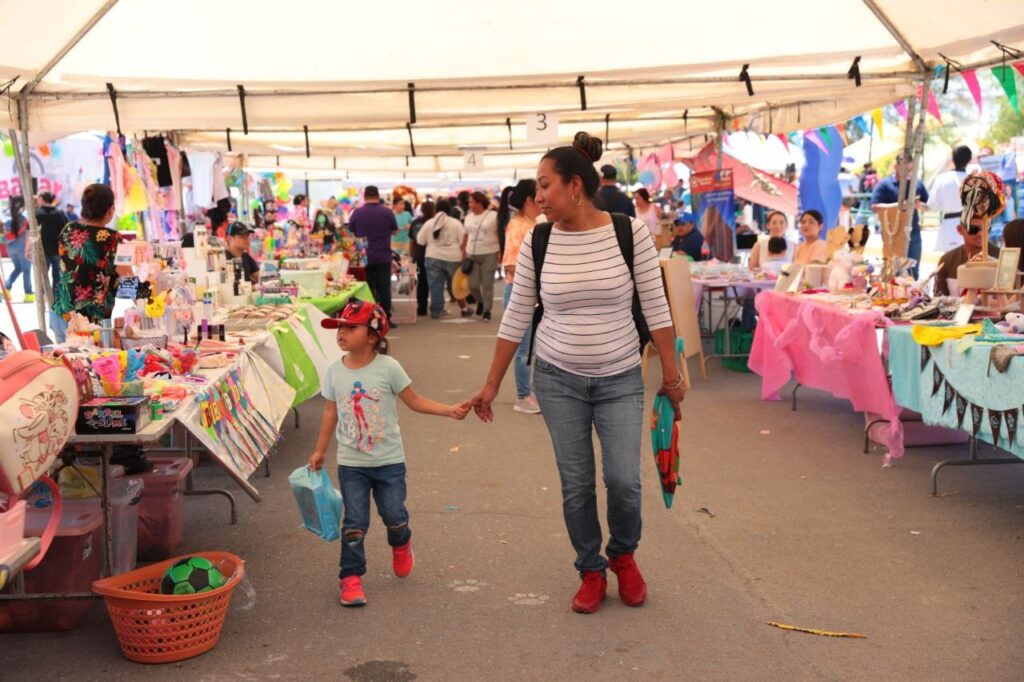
[2,0,1023,161]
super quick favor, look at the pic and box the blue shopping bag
[289,466,342,541]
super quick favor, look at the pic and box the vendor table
[300,281,374,315]
[888,325,1024,493]
[693,278,774,371]
[749,290,905,461]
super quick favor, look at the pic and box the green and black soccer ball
[159,556,227,595]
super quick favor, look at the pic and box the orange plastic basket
[92,551,245,664]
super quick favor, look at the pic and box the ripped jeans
[337,463,411,578]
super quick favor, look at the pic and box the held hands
[449,401,472,420]
[308,450,326,471]
[660,372,688,422]
[470,383,499,423]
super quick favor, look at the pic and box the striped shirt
[497,218,673,377]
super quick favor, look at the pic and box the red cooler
[0,505,102,632]
[135,457,193,561]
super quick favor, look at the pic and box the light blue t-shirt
[322,354,412,467]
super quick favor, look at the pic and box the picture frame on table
[994,248,1020,291]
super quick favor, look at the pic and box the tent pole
[894,78,926,262]
[10,98,48,331]
[902,77,930,261]
[28,70,919,102]
[861,0,927,72]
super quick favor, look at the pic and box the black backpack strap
[611,213,652,351]
[527,223,553,365]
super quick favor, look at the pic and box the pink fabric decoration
[960,70,983,114]
[748,292,904,460]
[894,100,908,119]
[657,143,674,166]
[662,164,678,189]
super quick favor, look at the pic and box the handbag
[289,466,342,541]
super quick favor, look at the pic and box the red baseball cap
[321,299,390,338]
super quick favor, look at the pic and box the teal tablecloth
[889,325,1024,460]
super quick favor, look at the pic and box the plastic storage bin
[0,505,102,632]
[0,499,27,558]
[135,457,193,561]
[63,477,144,575]
[713,327,754,373]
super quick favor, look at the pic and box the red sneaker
[392,541,415,578]
[608,553,647,606]
[572,571,608,614]
[339,576,366,607]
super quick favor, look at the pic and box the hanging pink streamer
[960,70,983,114]
[927,90,942,123]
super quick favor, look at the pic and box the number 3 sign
[526,112,559,145]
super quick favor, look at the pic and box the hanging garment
[166,142,183,212]
[188,152,216,209]
[212,154,229,205]
[142,135,173,187]
[107,139,129,215]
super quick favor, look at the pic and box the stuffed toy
[996,312,1024,334]
[124,348,145,382]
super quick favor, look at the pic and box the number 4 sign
[526,112,559,145]
[463,150,485,171]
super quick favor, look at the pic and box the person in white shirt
[462,191,500,321]
[927,145,972,252]
[416,199,467,319]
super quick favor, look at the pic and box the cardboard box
[75,397,152,435]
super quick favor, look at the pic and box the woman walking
[416,199,468,319]
[3,197,34,302]
[633,188,663,242]
[463,191,500,321]
[471,132,686,614]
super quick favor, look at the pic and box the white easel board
[659,257,706,380]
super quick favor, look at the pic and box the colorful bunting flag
[804,129,828,154]
[960,70,983,114]
[871,108,884,138]
[1014,61,1024,81]
[955,395,968,429]
[894,100,908,119]
[992,66,1019,114]
[853,116,871,136]
[942,382,955,415]
[819,127,832,149]
[777,133,789,151]
[970,404,985,437]
[927,90,943,123]
[834,125,849,147]
[988,409,1003,443]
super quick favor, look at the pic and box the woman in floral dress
[53,184,131,324]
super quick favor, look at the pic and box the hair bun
[572,132,603,163]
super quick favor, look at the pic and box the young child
[309,300,470,607]
[760,237,790,275]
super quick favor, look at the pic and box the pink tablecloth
[748,291,903,461]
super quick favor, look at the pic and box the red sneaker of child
[339,576,366,607]
[572,571,608,614]
[608,553,647,606]
[392,541,415,578]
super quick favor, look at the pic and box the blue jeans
[4,240,32,295]
[46,255,67,343]
[425,257,458,317]
[337,463,411,578]
[908,229,922,280]
[502,283,533,398]
[533,358,644,573]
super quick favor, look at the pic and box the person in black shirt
[225,222,260,284]
[595,165,636,217]
[36,192,69,292]
[671,212,705,261]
